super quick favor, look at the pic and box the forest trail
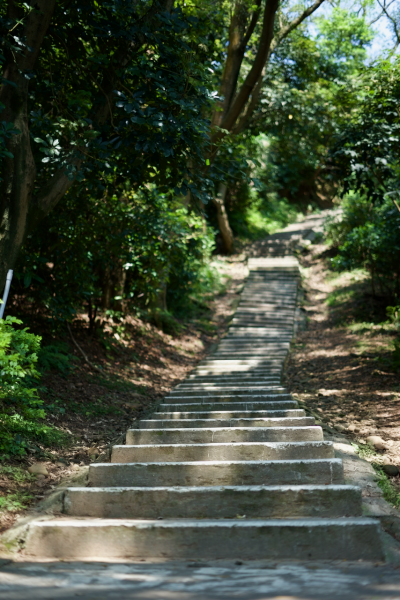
[21,219,382,561]
[2,213,400,598]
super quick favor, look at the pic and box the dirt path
[287,240,400,476]
[3,211,400,598]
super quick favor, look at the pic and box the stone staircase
[25,257,384,561]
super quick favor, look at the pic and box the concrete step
[64,485,362,519]
[25,518,383,561]
[225,331,294,336]
[186,375,283,382]
[184,380,283,386]
[167,388,288,396]
[192,368,283,375]
[231,318,294,324]
[217,341,290,355]
[89,458,344,487]
[159,400,299,411]
[211,351,288,357]
[175,382,287,389]
[171,386,288,393]
[237,303,295,310]
[137,417,315,429]
[125,426,323,445]
[153,409,306,419]
[111,441,335,462]
[197,360,285,367]
[216,341,291,346]
[165,394,292,403]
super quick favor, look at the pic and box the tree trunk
[213,183,235,254]
[208,0,326,250]
[101,265,113,310]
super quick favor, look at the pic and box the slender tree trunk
[208,0,326,253]
[212,183,235,254]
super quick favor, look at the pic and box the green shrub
[326,195,400,298]
[15,185,220,328]
[0,316,68,457]
[37,342,74,375]
[387,305,400,371]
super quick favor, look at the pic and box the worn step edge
[137,417,315,429]
[160,402,299,411]
[111,441,335,462]
[24,518,383,561]
[125,426,323,445]
[153,410,306,419]
[89,458,344,487]
[64,485,362,519]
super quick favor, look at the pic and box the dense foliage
[0,317,66,458]
[326,194,400,298]
[331,57,400,208]
[15,186,217,328]
[2,0,398,344]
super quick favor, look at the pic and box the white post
[0,270,14,319]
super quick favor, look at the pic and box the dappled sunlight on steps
[24,255,383,561]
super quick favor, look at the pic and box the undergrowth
[0,317,71,458]
[373,466,400,509]
[0,466,35,514]
[229,194,300,241]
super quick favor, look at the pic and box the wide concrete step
[112,441,334,462]
[198,360,285,367]
[165,395,292,403]
[125,426,322,445]
[64,485,362,519]
[184,379,282,386]
[89,458,344,487]
[25,518,383,561]
[224,334,293,340]
[233,310,294,317]
[211,352,287,358]
[159,400,299,411]
[238,303,295,310]
[153,409,306,419]
[226,328,294,332]
[214,347,288,352]
[192,368,283,375]
[214,345,289,351]
[214,346,289,352]
[186,375,283,382]
[137,417,315,429]
[230,320,294,327]
[171,385,288,392]
[167,388,288,396]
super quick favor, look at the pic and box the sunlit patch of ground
[0,255,249,533]
[286,243,400,498]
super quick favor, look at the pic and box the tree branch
[243,0,262,47]
[27,160,82,233]
[269,0,326,53]
[211,0,279,143]
[376,0,400,49]
[232,0,327,135]
[211,1,261,128]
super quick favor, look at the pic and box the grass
[229,194,300,242]
[352,442,378,461]
[352,444,400,509]
[0,466,35,514]
[326,287,358,308]
[373,466,400,509]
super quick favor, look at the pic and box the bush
[0,316,67,457]
[326,194,400,298]
[15,185,219,329]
